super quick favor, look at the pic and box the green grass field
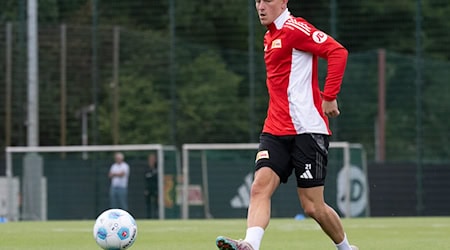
[1,217,450,249]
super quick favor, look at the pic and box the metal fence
[0,1,449,165]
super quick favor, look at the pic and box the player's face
[256,0,287,26]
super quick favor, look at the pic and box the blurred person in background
[108,152,130,210]
[144,153,159,219]
[215,0,357,250]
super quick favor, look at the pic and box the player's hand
[322,99,340,118]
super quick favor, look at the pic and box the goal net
[3,144,179,221]
[181,142,369,219]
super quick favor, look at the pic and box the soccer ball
[93,209,138,250]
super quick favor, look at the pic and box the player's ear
[282,0,288,9]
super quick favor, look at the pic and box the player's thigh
[297,185,325,206]
[291,133,329,188]
[252,167,280,196]
[255,133,292,184]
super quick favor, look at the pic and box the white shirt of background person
[108,152,130,188]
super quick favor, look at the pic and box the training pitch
[1,217,449,249]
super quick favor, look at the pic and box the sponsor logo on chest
[264,39,282,52]
[271,39,282,49]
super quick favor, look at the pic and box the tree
[98,74,171,145]
[422,59,450,159]
[0,0,449,163]
[338,1,416,54]
[98,29,172,144]
[176,51,248,143]
[0,0,19,22]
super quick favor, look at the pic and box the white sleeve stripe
[285,23,311,36]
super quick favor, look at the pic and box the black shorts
[255,133,329,188]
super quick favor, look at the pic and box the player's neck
[267,8,290,33]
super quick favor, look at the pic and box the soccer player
[216,0,358,250]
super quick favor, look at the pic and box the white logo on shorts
[300,164,314,179]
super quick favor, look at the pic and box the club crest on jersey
[271,39,282,49]
[255,150,269,163]
[312,31,328,44]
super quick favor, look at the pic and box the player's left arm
[310,30,347,118]
[290,21,348,117]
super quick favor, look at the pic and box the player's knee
[250,167,279,198]
[250,179,268,198]
[250,177,275,198]
[303,205,318,218]
[302,203,325,219]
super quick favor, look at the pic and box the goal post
[328,142,370,218]
[181,142,369,219]
[181,143,259,219]
[4,144,179,221]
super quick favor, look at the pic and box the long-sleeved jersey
[262,9,348,136]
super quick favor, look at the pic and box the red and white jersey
[262,9,348,136]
